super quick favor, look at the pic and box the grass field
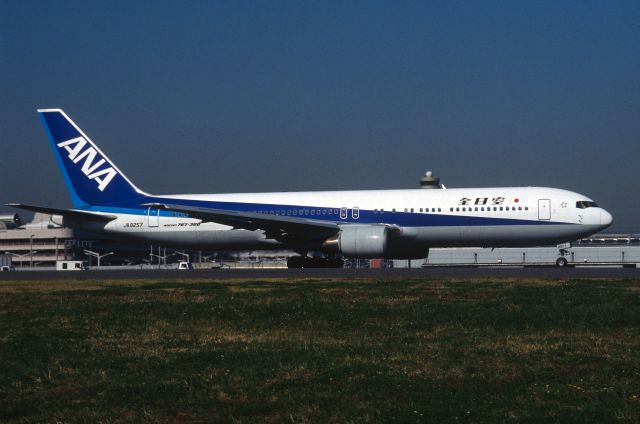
[1,277,639,423]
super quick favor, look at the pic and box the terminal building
[0,213,157,268]
[1,212,639,269]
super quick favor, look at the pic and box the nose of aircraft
[600,209,613,228]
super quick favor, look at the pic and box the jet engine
[322,225,427,259]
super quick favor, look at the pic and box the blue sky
[1,1,639,231]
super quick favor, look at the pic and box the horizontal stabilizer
[6,203,117,222]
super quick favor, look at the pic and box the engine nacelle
[0,213,21,229]
[340,225,389,257]
[322,225,428,259]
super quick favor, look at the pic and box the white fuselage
[77,186,611,251]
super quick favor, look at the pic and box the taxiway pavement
[1,266,638,281]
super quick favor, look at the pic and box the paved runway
[1,266,639,281]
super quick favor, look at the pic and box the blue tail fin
[38,109,147,207]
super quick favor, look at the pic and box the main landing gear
[287,256,344,269]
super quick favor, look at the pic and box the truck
[0,254,14,271]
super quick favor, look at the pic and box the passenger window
[352,207,359,219]
[340,207,348,219]
[420,208,423,212]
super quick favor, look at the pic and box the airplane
[8,109,613,268]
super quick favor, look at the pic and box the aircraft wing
[145,202,340,242]
[7,203,117,222]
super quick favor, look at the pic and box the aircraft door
[538,199,551,220]
[148,207,160,227]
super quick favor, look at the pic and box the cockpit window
[576,201,598,209]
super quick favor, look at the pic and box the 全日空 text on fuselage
[8,109,613,260]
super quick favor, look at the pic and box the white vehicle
[9,109,613,268]
[177,262,194,270]
[56,260,86,271]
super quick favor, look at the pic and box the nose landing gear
[555,245,572,267]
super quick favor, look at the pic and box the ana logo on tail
[57,137,118,191]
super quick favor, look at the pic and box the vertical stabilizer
[38,109,146,207]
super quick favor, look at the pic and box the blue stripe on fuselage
[82,197,570,227]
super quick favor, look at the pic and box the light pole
[175,251,190,263]
[200,254,217,263]
[4,251,37,269]
[151,251,172,269]
[83,250,114,268]
[30,235,35,268]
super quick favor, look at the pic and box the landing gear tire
[555,257,568,267]
[287,257,344,269]
[287,256,305,269]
